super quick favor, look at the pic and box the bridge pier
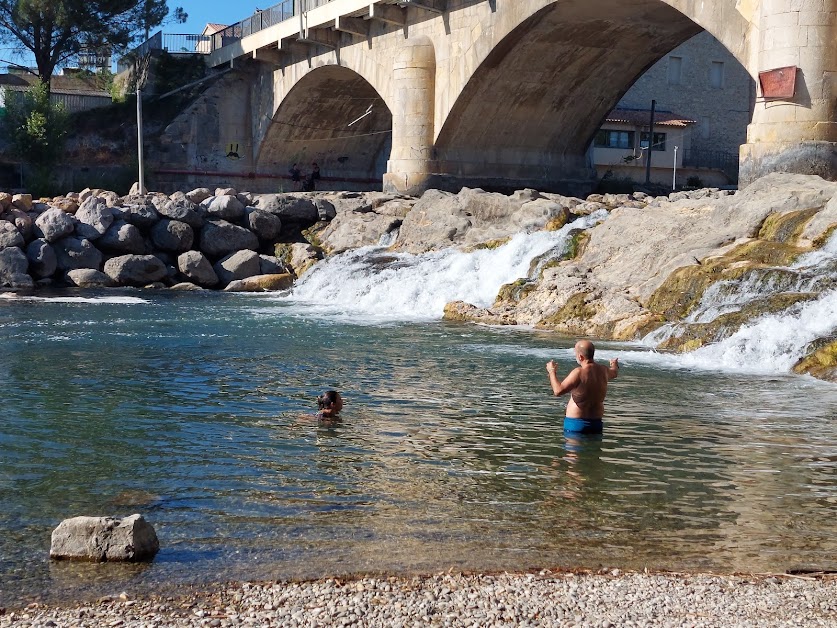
[740,0,837,185]
[382,37,436,196]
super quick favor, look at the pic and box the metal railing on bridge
[117,32,212,72]
[211,0,335,52]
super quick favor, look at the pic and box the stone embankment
[2,571,835,626]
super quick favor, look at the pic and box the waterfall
[275,212,606,322]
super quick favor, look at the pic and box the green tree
[0,0,186,89]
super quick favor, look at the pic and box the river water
[1,224,836,607]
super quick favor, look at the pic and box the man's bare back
[546,340,618,429]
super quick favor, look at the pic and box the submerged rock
[50,514,159,562]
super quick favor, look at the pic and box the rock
[157,196,203,229]
[0,246,29,279]
[253,194,318,223]
[54,237,103,272]
[224,273,294,292]
[104,255,167,286]
[150,219,194,253]
[35,209,76,243]
[50,514,159,562]
[66,269,115,288]
[214,187,237,197]
[120,201,160,230]
[74,197,114,240]
[97,221,146,254]
[0,220,23,250]
[9,209,34,241]
[275,242,322,277]
[319,211,402,254]
[0,271,34,291]
[177,251,218,287]
[26,239,57,278]
[394,189,470,253]
[0,192,11,211]
[259,254,289,275]
[169,281,204,291]
[245,208,282,241]
[186,187,212,204]
[51,197,80,214]
[199,220,259,258]
[213,250,261,285]
[11,193,32,211]
[236,191,253,206]
[314,198,337,221]
[200,195,245,221]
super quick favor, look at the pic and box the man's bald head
[575,339,595,360]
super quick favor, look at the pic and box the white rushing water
[273,212,606,322]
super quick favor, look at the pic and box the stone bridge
[154,0,837,194]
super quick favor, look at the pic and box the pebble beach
[2,570,835,627]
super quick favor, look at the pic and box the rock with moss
[442,301,517,325]
[793,339,837,381]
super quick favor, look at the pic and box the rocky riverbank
[3,173,837,379]
[2,571,835,626]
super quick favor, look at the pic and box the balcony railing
[682,149,739,182]
[117,32,212,72]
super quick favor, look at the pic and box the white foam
[4,296,150,304]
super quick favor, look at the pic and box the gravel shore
[1,570,835,627]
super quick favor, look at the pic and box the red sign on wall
[758,66,797,99]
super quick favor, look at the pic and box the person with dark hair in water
[317,390,343,420]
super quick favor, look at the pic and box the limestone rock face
[151,219,194,253]
[104,255,167,286]
[66,269,115,288]
[213,249,261,285]
[35,209,76,243]
[26,239,57,278]
[98,221,146,254]
[0,220,23,250]
[199,220,259,258]
[54,236,103,272]
[224,273,294,292]
[50,514,159,562]
[177,250,218,287]
[74,198,114,240]
[254,194,318,223]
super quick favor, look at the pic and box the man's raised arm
[546,360,580,396]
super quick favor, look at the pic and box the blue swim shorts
[564,417,603,434]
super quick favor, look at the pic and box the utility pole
[645,99,656,186]
[137,89,146,195]
[673,145,678,190]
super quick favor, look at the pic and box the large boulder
[213,249,261,285]
[97,221,146,254]
[246,208,282,241]
[224,273,294,292]
[11,193,32,211]
[120,202,160,230]
[50,514,159,562]
[7,209,33,242]
[150,219,194,253]
[157,195,203,229]
[66,269,115,288]
[26,239,57,278]
[35,209,76,243]
[199,220,259,258]
[253,194,318,223]
[52,197,80,214]
[259,254,290,275]
[177,250,218,287]
[104,255,167,286]
[314,198,337,221]
[54,237,103,272]
[200,195,245,221]
[74,197,114,240]
[275,242,322,277]
[0,220,23,250]
[318,211,402,254]
[186,187,212,204]
[0,246,29,278]
[0,192,11,211]
[395,189,471,253]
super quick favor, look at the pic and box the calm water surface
[0,291,835,606]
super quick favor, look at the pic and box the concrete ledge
[740,141,837,187]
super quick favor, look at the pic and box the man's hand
[546,360,558,376]
[609,358,619,369]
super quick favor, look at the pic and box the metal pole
[672,145,678,190]
[644,99,656,185]
[137,88,146,195]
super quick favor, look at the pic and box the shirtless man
[546,340,619,434]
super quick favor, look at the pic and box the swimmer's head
[317,390,343,412]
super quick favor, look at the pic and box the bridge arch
[430,0,748,193]
[256,64,393,188]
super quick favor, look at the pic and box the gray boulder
[120,202,160,230]
[224,273,294,292]
[199,220,259,258]
[151,219,194,253]
[0,220,23,250]
[319,211,402,254]
[314,198,337,221]
[177,250,218,287]
[98,221,146,254]
[246,208,282,241]
[213,249,261,285]
[35,209,76,243]
[50,514,159,562]
[200,195,246,221]
[8,209,33,241]
[66,269,115,288]
[54,237,103,272]
[0,246,29,278]
[186,187,212,204]
[158,196,203,228]
[104,255,167,286]
[259,254,290,275]
[254,194,318,223]
[74,197,114,240]
[26,239,57,278]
